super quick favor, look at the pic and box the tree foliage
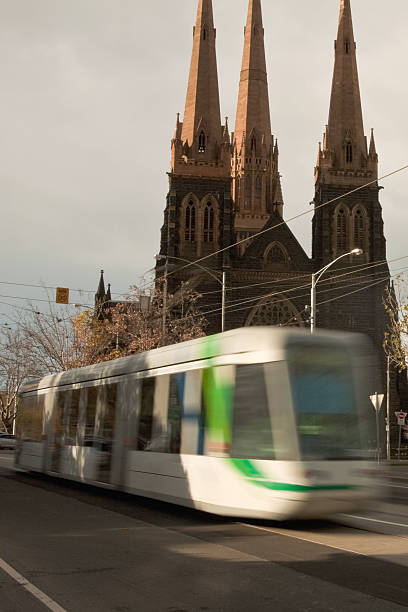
[383,277,408,371]
[0,283,205,430]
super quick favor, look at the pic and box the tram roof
[21,327,364,393]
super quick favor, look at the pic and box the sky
[1,0,407,321]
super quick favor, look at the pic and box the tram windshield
[288,344,363,460]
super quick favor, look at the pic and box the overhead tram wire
[187,260,406,321]
[155,163,408,286]
[188,272,394,323]
[157,255,407,323]
[197,258,395,314]
[190,253,407,310]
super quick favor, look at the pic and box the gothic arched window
[198,132,206,153]
[264,242,288,270]
[185,200,196,242]
[203,201,215,243]
[247,298,302,328]
[251,136,256,152]
[255,175,262,191]
[203,29,207,40]
[344,40,350,54]
[336,208,347,252]
[353,207,365,249]
[245,176,251,209]
[346,142,353,163]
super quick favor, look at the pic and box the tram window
[230,364,274,460]
[167,373,185,453]
[19,394,44,442]
[137,377,155,451]
[84,387,98,447]
[67,390,80,445]
[102,384,117,450]
[54,391,67,444]
[289,345,362,460]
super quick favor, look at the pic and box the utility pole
[310,249,363,333]
[386,355,390,461]
[162,256,168,337]
[221,271,226,333]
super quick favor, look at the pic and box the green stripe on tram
[200,337,355,493]
[229,458,355,492]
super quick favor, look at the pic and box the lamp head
[351,248,363,256]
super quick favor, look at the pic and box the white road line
[239,522,366,558]
[0,557,67,612]
[343,515,408,528]
[384,484,408,489]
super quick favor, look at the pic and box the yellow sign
[56,287,69,304]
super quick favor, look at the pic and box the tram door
[97,383,117,484]
[50,391,66,473]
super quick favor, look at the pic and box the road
[1,451,408,612]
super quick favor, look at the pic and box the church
[159,0,389,341]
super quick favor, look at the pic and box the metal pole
[398,424,402,461]
[221,271,226,333]
[386,356,390,461]
[310,273,316,333]
[162,257,168,337]
[375,391,380,465]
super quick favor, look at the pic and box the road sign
[370,393,384,412]
[56,287,69,304]
[395,412,407,426]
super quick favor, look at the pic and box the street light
[156,254,226,333]
[310,248,363,333]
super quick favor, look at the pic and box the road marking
[343,515,408,529]
[239,522,365,558]
[384,484,408,489]
[0,557,67,612]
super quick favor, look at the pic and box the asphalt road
[1,452,408,612]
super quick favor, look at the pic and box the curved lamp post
[155,254,226,333]
[310,248,363,333]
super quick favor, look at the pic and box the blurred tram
[16,328,380,520]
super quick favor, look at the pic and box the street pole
[162,256,168,337]
[309,249,362,334]
[310,273,316,333]
[375,391,380,465]
[386,356,390,461]
[221,271,226,333]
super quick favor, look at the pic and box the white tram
[16,328,380,520]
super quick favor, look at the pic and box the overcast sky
[1,0,407,320]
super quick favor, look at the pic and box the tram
[16,327,380,520]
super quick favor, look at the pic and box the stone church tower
[159,0,233,286]
[231,0,284,242]
[312,0,389,360]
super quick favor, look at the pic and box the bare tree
[0,325,42,432]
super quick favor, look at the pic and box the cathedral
[159,0,388,337]
[156,0,406,441]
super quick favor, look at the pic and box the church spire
[232,0,282,233]
[234,0,272,153]
[321,0,369,174]
[180,0,222,154]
